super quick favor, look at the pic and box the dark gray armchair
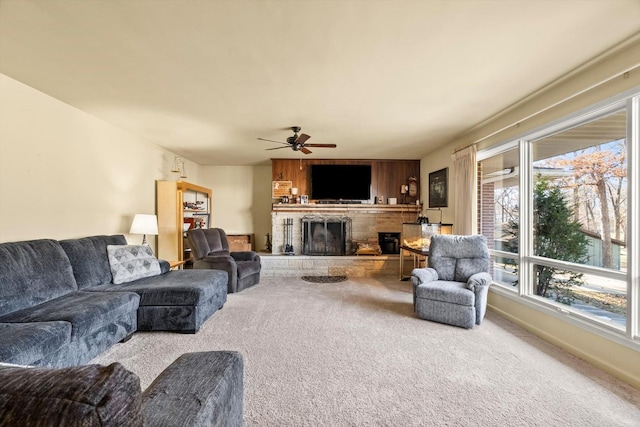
[187,228,261,293]
[411,234,492,329]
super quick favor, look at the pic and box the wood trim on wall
[271,159,420,204]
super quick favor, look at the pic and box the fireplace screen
[302,216,350,256]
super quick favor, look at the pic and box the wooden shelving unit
[156,180,212,264]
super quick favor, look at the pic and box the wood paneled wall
[271,159,420,203]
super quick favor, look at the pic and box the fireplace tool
[283,218,294,255]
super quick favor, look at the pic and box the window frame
[478,87,640,349]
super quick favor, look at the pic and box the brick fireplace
[271,204,420,255]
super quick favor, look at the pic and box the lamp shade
[130,214,158,235]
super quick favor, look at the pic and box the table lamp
[130,214,158,245]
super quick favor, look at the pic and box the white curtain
[452,145,477,235]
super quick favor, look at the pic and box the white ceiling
[1,0,639,166]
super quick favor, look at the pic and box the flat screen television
[311,164,371,201]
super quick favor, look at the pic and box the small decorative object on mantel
[272,181,293,199]
[400,184,409,204]
[408,175,418,197]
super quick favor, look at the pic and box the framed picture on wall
[428,168,448,208]
[272,181,292,198]
[300,195,309,205]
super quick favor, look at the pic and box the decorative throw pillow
[107,244,161,284]
[0,362,144,426]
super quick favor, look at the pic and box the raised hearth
[260,253,399,277]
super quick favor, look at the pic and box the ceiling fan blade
[257,137,288,145]
[265,146,290,151]
[296,133,311,145]
[304,144,337,148]
[300,146,312,154]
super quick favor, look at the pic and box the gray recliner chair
[411,234,492,329]
[187,228,261,293]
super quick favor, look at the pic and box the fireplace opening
[302,216,350,256]
[378,232,400,254]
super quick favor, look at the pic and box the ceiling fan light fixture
[259,126,337,155]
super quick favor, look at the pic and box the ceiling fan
[258,126,337,154]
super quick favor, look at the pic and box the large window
[479,92,638,341]
[479,148,519,290]
[531,110,627,329]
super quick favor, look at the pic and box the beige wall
[420,145,455,226]
[199,165,272,250]
[0,74,198,246]
[0,73,267,250]
[419,38,640,388]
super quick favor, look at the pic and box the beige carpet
[92,276,640,426]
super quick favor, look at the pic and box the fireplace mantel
[272,203,421,214]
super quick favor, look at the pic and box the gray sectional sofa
[0,235,228,368]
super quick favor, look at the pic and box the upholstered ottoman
[143,351,244,426]
[0,351,244,427]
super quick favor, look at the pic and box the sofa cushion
[87,270,228,306]
[60,235,127,289]
[0,239,78,316]
[107,245,161,284]
[429,256,456,281]
[0,362,143,426]
[455,257,490,282]
[0,291,140,339]
[414,280,475,306]
[0,322,71,367]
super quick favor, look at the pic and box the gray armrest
[411,267,439,286]
[410,268,438,312]
[143,351,244,427]
[230,251,259,262]
[466,272,492,292]
[201,255,234,263]
[467,272,492,325]
[158,259,170,274]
